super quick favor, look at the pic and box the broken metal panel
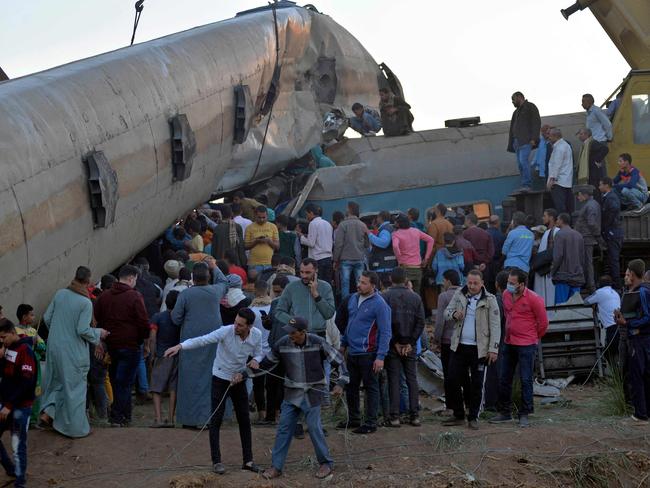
[538,300,604,379]
[170,114,196,181]
[313,57,337,104]
[417,350,445,397]
[233,85,252,144]
[84,150,119,228]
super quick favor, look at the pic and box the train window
[632,94,650,144]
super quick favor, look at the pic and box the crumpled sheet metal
[0,6,382,313]
[308,112,586,202]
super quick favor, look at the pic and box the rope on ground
[132,383,232,488]
[580,330,618,386]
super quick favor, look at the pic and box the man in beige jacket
[442,269,500,430]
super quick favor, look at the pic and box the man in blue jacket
[339,271,392,434]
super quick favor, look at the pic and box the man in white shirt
[298,204,334,285]
[582,93,613,143]
[232,202,252,236]
[165,308,264,475]
[584,275,621,363]
[546,128,574,214]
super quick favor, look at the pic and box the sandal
[315,464,333,479]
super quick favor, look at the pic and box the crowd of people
[1,88,649,486]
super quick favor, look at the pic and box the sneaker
[631,415,649,422]
[409,416,421,427]
[213,463,226,475]
[384,418,401,428]
[336,420,360,429]
[294,423,305,439]
[518,414,530,428]
[488,414,513,424]
[468,419,479,430]
[242,461,262,473]
[352,424,377,434]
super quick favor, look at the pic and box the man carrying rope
[164,308,264,475]
[250,316,348,480]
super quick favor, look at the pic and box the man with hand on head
[164,308,264,475]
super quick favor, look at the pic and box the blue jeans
[515,141,533,188]
[340,260,365,301]
[554,283,581,305]
[136,345,149,394]
[619,187,647,209]
[108,348,140,425]
[0,406,31,487]
[248,264,271,276]
[498,343,537,416]
[272,399,332,471]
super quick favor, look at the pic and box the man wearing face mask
[491,268,548,428]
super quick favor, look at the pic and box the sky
[0,0,630,130]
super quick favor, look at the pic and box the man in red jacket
[0,318,37,488]
[95,265,150,427]
[490,268,548,428]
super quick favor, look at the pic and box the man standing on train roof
[507,91,541,193]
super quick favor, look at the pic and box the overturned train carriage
[0,4,385,313]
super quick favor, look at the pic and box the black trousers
[317,257,333,286]
[550,185,574,214]
[385,349,419,417]
[346,353,379,427]
[210,376,252,465]
[441,343,470,410]
[447,344,486,421]
[604,229,623,290]
[253,375,266,413]
[264,364,285,421]
[630,335,650,420]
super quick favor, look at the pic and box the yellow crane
[563,0,650,176]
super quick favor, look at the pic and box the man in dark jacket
[600,177,624,290]
[379,87,414,136]
[575,187,601,293]
[211,205,247,267]
[551,214,586,305]
[261,275,290,423]
[381,267,425,427]
[0,319,37,488]
[95,264,150,426]
[615,260,650,421]
[507,91,541,192]
[463,213,494,269]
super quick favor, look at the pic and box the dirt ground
[6,385,650,488]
